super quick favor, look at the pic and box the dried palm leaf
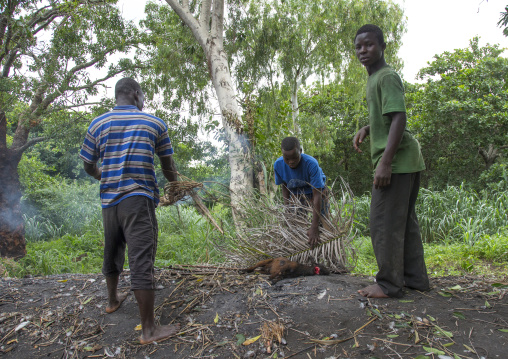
[216,178,357,273]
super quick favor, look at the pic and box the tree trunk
[290,77,302,137]
[0,113,26,259]
[165,0,255,212]
[208,43,253,206]
[479,144,507,170]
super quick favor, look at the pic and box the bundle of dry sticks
[159,174,203,206]
[159,174,224,234]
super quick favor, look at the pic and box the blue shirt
[274,153,326,195]
[79,105,174,208]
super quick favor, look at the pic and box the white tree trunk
[165,0,253,210]
[290,76,302,137]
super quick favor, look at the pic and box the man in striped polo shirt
[80,78,180,344]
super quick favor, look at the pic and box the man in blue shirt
[80,78,180,344]
[274,137,328,248]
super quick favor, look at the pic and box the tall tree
[229,0,405,176]
[160,0,254,215]
[0,0,142,258]
[406,38,508,188]
[140,0,405,203]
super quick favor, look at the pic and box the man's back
[80,105,173,207]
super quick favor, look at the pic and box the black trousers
[370,172,429,297]
[102,196,158,290]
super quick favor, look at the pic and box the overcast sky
[115,0,507,82]
[393,0,507,81]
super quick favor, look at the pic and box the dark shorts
[102,195,158,290]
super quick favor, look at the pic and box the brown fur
[242,257,330,283]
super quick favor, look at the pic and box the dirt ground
[1,267,507,359]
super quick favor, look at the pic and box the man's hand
[373,161,392,189]
[83,162,101,181]
[307,225,320,249]
[372,112,406,189]
[353,125,370,153]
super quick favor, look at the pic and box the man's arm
[374,112,406,188]
[307,187,323,248]
[160,155,178,182]
[281,185,290,206]
[83,162,101,181]
[353,125,370,153]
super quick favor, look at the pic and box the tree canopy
[407,38,508,188]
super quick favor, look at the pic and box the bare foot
[139,323,180,345]
[106,292,129,313]
[357,284,389,298]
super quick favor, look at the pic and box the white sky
[393,0,507,81]
[117,0,507,83]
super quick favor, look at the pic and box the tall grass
[22,180,102,241]
[417,185,507,244]
[6,179,506,278]
[353,184,508,245]
[155,204,232,266]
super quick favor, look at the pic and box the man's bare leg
[358,284,389,298]
[134,289,180,344]
[105,275,129,313]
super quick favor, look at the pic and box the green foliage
[479,160,508,192]
[498,5,508,37]
[11,232,105,277]
[5,188,508,278]
[424,231,508,276]
[407,38,508,189]
[11,197,233,276]
[155,204,232,266]
[233,0,406,165]
[417,186,508,245]
[353,185,508,245]
[22,181,102,240]
[352,231,508,277]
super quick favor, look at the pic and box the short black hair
[281,137,301,151]
[115,77,142,99]
[355,24,385,45]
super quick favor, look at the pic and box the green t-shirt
[366,66,425,173]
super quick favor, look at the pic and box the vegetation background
[0,0,507,279]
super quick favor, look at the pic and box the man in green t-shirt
[353,24,430,298]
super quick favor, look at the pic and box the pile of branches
[220,179,357,273]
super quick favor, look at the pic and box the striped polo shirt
[79,105,174,208]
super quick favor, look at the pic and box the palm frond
[219,178,357,273]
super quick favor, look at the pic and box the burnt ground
[1,268,507,359]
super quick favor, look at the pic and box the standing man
[80,78,180,343]
[274,137,328,248]
[353,24,430,298]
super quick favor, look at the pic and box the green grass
[154,204,231,266]
[3,184,507,279]
[2,204,232,277]
[353,185,508,245]
[351,231,508,278]
[6,230,105,277]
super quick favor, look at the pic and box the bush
[155,204,231,266]
[11,231,104,277]
[22,180,101,241]
[353,185,508,245]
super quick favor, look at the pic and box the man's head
[354,24,386,68]
[115,77,144,110]
[281,137,302,169]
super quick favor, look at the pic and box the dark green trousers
[370,172,430,297]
